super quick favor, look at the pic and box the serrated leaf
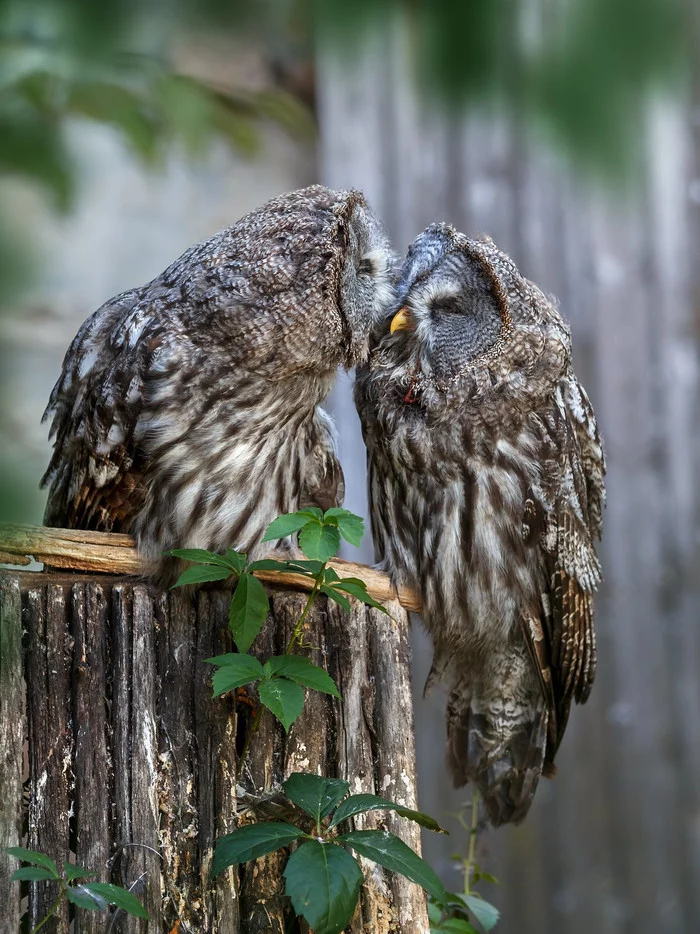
[64,861,97,882]
[284,840,363,934]
[172,565,232,588]
[262,513,313,542]
[10,866,58,882]
[166,548,240,571]
[283,773,350,823]
[67,885,108,911]
[299,523,340,562]
[258,677,305,731]
[453,893,500,932]
[209,655,265,697]
[323,509,365,547]
[299,507,324,520]
[81,883,149,919]
[329,794,447,833]
[6,848,59,877]
[339,829,446,902]
[229,573,269,651]
[213,822,302,874]
[331,579,389,614]
[320,585,352,612]
[266,656,341,698]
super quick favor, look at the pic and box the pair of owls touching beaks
[43,185,605,827]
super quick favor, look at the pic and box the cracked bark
[1,566,429,933]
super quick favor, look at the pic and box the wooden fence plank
[0,576,24,934]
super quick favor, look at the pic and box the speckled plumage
[355,225,605,826]
[42,185,394,579]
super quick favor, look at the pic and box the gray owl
[42,185,393,578]
[355,225,605,826]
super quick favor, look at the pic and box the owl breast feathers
[42,185,394,579]
[355,225,605,826]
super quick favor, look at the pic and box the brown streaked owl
[354,224,605,826]
[42,185,394,579]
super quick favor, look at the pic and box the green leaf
[262,513,313,542]
[172,565,232,587]
[246,558,314,575]
[299,523,341,561]
[329,794,447,833]
[453,894,500,932]
[10,866,58,882]
[298,507,324,521]
[339,830,446,902]
[330,579,389,614]
[323,567,341,583]
[67,886,108,911]
[288,559,326,575]
[229,573,269,651]
[80,883,149,919]
[225,549,247,573]
[284,840,363,934]
[258,678,305,731]
[320,585,352,612]
[283,773,349,823]
[213,822,302,874]
[266,656,341,699]
[64,862,97,883]
[323,508,365,547]
[166,548,241,571]
[209,655,265,697]
[6,848,59,878]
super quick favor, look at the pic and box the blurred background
[1,1,698,932]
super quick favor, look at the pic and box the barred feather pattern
[42,185,394,579]
[355,226,605,826]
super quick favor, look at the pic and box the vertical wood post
[0,566,429,933]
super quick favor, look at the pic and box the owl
[355,225,605,826]
[42,185,394,579]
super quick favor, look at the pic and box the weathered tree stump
[0,528,429,933]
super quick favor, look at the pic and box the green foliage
[339,829,446,903]
[329,792,447,833]
[284,840,363,934]
[315,0,685,177]
[213,822,303,874]
[283,773,350,826]
[258,676,305,732]
[7,847,147,926]
[213,771,445,934]
[429,793,501,933]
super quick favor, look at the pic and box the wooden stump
[0,565,429,933]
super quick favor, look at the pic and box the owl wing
[41,290,153,533]
[299,407,345,512]
[522,373,605,761]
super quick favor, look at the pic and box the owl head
[372,223,570,390]
[225,185,395,375]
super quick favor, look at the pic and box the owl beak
[389,306,415,334]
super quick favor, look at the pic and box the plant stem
[31,885,65,933]
[284,565,326,655]
[235,564,325,778]
[464,787,479,895]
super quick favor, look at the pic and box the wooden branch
[0,523,422,613]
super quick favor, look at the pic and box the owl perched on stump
[355,225,605,826]
[42,186,393,578]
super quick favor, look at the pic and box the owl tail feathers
[445,691,549,827]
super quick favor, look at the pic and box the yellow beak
[390,306,414,334]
